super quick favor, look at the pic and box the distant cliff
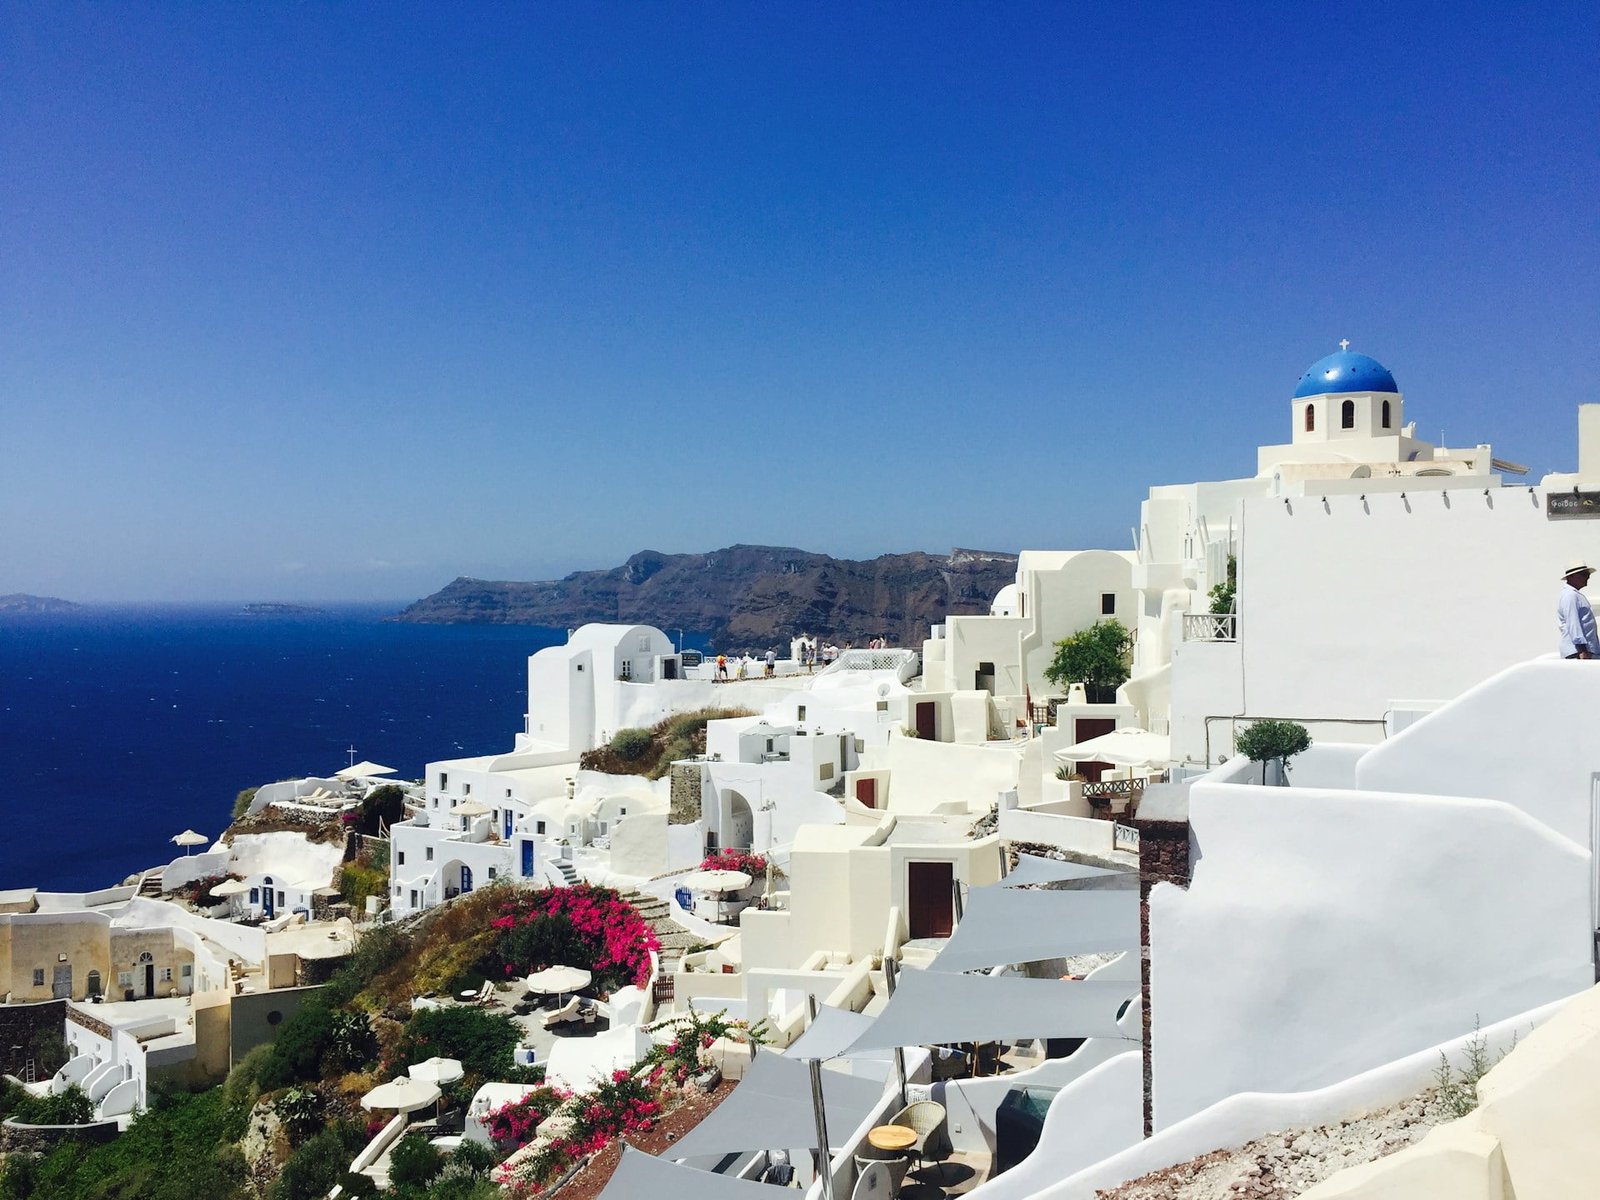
[392,545,1019,647]
[0,594,78,613]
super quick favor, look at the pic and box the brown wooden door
[907,861,955,939]
[915,702,936,741]
[1073,717,1117,782]
[856,778,877,809]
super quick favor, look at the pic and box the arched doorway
[137,952,155,998]
[86,969,102,999]
[262,877,275,918]
[725,791,753,851]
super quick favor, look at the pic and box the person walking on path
[1558,559,1600,659]
[764,648,776,677]
[716,653,729,681]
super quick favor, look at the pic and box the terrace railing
[1183,612,1238,642]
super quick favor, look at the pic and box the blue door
[504,808,514,840]
[262,877,275,918]
[521,840,534,877]
[460,864,473,894]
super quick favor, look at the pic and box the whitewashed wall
[1149,781,1592,1129]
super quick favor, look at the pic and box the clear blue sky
[3,3,1596,602]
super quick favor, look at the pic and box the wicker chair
[890,1099,951,1164]
[853,1151,910,1193]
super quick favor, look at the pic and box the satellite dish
[877,683,891,697]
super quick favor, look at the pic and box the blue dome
[1292,350,1398,398]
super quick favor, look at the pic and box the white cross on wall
[1339,338,1350,352]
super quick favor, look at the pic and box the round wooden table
[866,1124,917,1154]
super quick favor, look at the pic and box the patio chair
[851,1159,900,1199]
[890,1099,951,1164]
[853,1151,909,1193]
[542,996,583,1029]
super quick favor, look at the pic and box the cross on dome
[1339,338,1350,352]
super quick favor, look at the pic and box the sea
[0,605,575,894]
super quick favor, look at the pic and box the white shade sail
[996,855,1128,888]
[1056,726,1171,766]
[525,965,592,995]
[784,1004,877,1061]
[598,1147,778,1200]
[450,800,493,817]
[361,1076,440,1112]
[670,1047,887,1159]
[337,761,397,779]
[842,968,1137,1053]
[682,869,752,892]
[930,885,1138,973]
[210,879,250,897]
[407,1056,464,1086]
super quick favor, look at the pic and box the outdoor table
[866,1124,917,1154]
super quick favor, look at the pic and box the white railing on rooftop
[816,647,920,683]
[1182,612,1237,642]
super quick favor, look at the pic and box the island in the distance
[392,543,1019,646]
[0,593,79,613]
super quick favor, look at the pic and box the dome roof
[1293,350,1398,398]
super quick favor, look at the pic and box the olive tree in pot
[1233,719,1311,785]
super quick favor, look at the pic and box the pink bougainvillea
[488,883,660,990]
[699,848,767,875]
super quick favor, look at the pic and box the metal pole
[808,1058,834,1200]
[883,957,908,1107]
[951,878,965,925]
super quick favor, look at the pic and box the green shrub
[393,1007,521,1081]
[389,1131,444,1188]
[1044,620,1132,701]
[233,787,259,820]
[450,1139,497,1174]
[321,924,412,1010]
[338,855,390,914]
[258,1005,374,1091]
[609,727,654,761]
[272,1087,325,1142]
[270,1122,365,1200]
[1208,554,1238,615]
[7,1084,92,1125]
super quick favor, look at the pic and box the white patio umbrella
[171,829,209,855]
[407,1056,465,1086]
[450,800,493,817]
[525,965,592,1002]
[361,1076,441,1113]
[337,760,397,780]
[1055,726,1171,767]
[211,878,250,897]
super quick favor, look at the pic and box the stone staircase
[137,868,164,898]
[618,889,701,979]
[550,859,578,886]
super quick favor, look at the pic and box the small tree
[1208,555,1237,615]
[1044,619,1132,703]
[1233,719,1311,785]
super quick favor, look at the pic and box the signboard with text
[1547,492,1600,520]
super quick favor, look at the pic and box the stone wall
[0,999,66,1077]
[0,1118,120,1153]
[668,764,704,825]
[1136,818,1192,1138]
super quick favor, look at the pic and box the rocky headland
[392,544,1018,646]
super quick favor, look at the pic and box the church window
[1101,592,1116,615]
[1304,404,1315,432]
[1381,399,1391,428]
[1340,400,1355,429]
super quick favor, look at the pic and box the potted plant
[1233,719,1311,785]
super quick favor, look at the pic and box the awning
[930,886,1138,973]
[842,968,1137,1053]
[337,760,397,779]
[785,1004,876,1061]
[996,854,1128,888]
[597,1147,778,1200]
[1055,726,1170,766]
[669,1047,887,1159]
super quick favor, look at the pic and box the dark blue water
[0,606,567,893]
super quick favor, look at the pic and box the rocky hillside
[393,544,1018,646]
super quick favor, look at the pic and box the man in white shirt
[1557,559,1599,659]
